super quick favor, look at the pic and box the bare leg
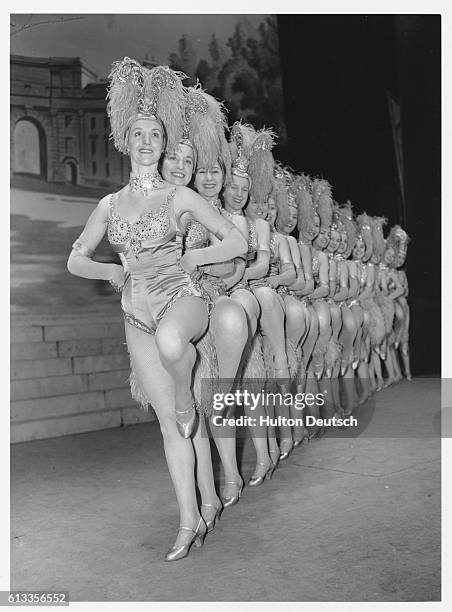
[253,286,289,375]
[192,416,220,504]
[329,304,342,377]
[351,304,364,370]
[340,306,358,374]
[125,323,202,544]
[302,305,318,370]
[214,288,261,498]
[312,301,332,379]
[284,295,309,443]
[155,296,209,432]
[208,296,248,495]
[304,368,322,438]
[371,350,384,390]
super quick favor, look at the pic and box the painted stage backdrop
[10,14,286,316]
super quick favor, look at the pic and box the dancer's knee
[155,327,187,364]
[212,298,247,341]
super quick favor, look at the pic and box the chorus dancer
[371,217,398,387]
[381,232,404,383]
[159,84,249,522]
[293,174,324,436]
[321,205,347,417]
[232,125,295,478]
[337,204,371,406]
[351,219,373,404]
[356,214,386,391]
[386,225,412,380]
[67,58,247,561]
[269,167,310,446]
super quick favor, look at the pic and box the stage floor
[11,378,441,602]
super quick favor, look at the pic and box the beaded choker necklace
[129,171,165,196]
[208,198,222,211]
[223,208,244,219]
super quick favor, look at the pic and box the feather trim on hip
[192,330,219,416]
[325,337,342,370]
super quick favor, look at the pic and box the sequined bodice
[247,222,258,260]
[312,250,320,279]
[106,187,208,335]
[268,232,279,275]
[185,219,210,250]
[357,261,367,287]
[108,188,177,258]
[184,199,221,250]
[335,253,344,277]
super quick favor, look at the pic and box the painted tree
[168,16,287,145]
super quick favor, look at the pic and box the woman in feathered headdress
[372,216,399,388]
[355,213,385,391]
[226,123,297,480]
[157,82,251,526]
[269,165,311,448]
[67,57,248,561]
[386,225,411,379]
[308,178,335,388]
[293,173,319,380]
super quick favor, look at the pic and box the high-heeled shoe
[248,461,274,487]
[201,500,223,532]
[175,401,197,439]
[269,448,280,469]
[221,479,244,508]
[293,428,309,447]
[164,517,207,562]
[279,438,293,461]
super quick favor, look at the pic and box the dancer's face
[161,143,194,186]
[395,250,406,268]
[194,162,224,199]
[326,229,341,253]
[337,231,348,254]
[281,205,298,235]
[266,195,277,228]
[314,227,330,249]
[223,174,249,212]
[383,247,395,265]
[353,239,365,260]
[128,118,164,168]
[300,211,320,242]
[246,196,268,222]
[370,252,380,264]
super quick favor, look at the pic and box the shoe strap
[179,517,203,534]
[201,502,220,509]
[175,404,195,415]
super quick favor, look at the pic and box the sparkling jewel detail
[128,171,165,195]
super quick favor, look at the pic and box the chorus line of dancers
[67,57,412,561]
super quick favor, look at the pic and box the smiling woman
[161,143,195,186]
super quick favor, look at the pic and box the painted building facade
[10,54,129,189]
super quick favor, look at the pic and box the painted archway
[13,117,47,178]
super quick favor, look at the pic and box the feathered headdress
[182,83,231,181]
[107,57,186,154]
[387,224,410,267]
[295,173,316,237]
[247,127,278,203]
[228,121,258,181]
[311,178,333,230]
[337,201,356,259]
[371,216,388,259]
[356,212,374,261]
[272,163,293,231]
